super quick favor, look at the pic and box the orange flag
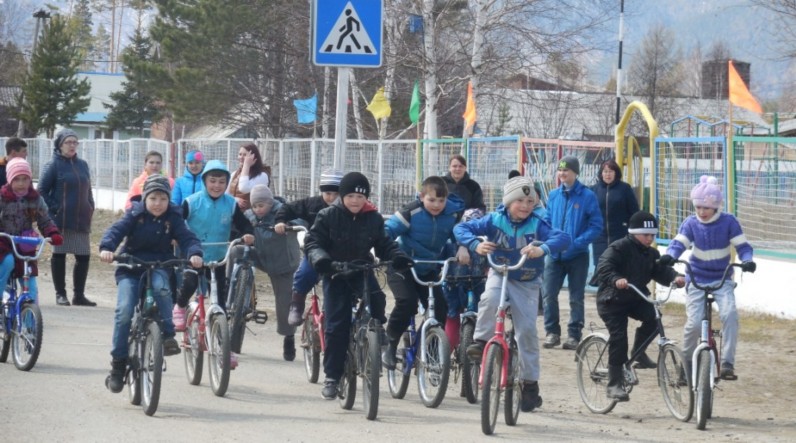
[463,81,477,131]
[728,60,762,114]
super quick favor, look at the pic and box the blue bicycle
[0,233,49,371]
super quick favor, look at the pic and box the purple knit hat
[690,175,723,209]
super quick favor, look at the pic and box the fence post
[278,139,285,196]
[112,141,118,212]
[377,140,384,212]
[310,139,317,195]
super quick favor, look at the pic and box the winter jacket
[126,170,175,210]
[385,193,464,275]
[37,148,94,232]
[454,204,570,282]
[99,201,202,283]
[274,195,329,227]
[591,174,639,245]
[0,185,60,277]
[443,172,486,212]
[544,179,603,261]
[172,167,204,205]
[245,199,301,275]
[595,235,679,305]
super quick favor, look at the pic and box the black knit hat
[557,156,580,175]
[338,172,370,198]
[627,211,658,235]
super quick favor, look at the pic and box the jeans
[293,256,319,296]
[683,279,738,367]
[110,269,175,360]
[543,252,589,340]
[0,254,38,302]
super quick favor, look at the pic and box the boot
[52,253,69,305]
[381,337,399,370]
[606,364,629,401]
[72,255,96,306]
[283,335,296,361]
[105,358,127,393]
[520,381,543,412]
[632,328,657,369]
[287,292,305,327]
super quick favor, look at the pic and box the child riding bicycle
[303,172,413,400]
[99,175,204,393]
[593,211,684,402]
[454,176,569,412]
[660,176,755,381]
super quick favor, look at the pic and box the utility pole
[17,9,52,137]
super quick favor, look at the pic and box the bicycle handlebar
[410,257,457,286]
[330,259,391,279]
[673,259,743,293]
[0,232,49,261]
[476,235,538,272]
[113,254,191,270]
[202,238,245,269]
[626,283,675,305]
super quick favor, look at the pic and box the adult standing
[125,150,174,210]
[443,154,486,211]
[542,156,602,349]
[228,143,270,211]
[38,129,96,307]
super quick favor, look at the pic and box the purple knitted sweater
[666,212,753,283]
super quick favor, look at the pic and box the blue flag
[294,94,317,124]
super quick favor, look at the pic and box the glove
[741,261,756,273]
[50,234,64,246]
[392,255,414,271]
[658,254,675,267]
[313,258,333,274]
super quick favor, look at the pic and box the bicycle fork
[692,319,720,392]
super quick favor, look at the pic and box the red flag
[463,81,477,131]
[728,60,762,114]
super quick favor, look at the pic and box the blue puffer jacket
[37,148,94,232]
[544,180,603,261]
[455,205,570,281]
[385,193,464,275]
[172,166,205,205]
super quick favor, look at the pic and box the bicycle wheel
[208,313,231,397]
[228,266,253,354]
[338,345,357,410]
[504,342,521,426]
[11,302,42,371]
[362,328,380,420]
[480,343,502,436]
[0,333,9,362]
[658,343,692,422]
[387,331,411,399]
[460,321,479,404]
[575,335,617,414]
[128,333,141,406]
[302,315,320,383]
[695,349,712,430]
[141,321,164,416]
[417,327,451,408]
[183,306,204,385]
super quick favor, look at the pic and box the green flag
[409,81,421,124]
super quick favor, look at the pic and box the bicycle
[0,233,48,371]
[444,272,487,404]
[332,259,390,421]
[112,254,188,416]
[225,239,267,355]
[677,260,745,430]
[182,241,237,397]
[575,282,693,422]
[387,257,455,408]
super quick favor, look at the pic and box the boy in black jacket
[304,172,412,400]
[594,211,684,402]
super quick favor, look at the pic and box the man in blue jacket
[542,157,603,350]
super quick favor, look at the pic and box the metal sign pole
[333,67,350,171]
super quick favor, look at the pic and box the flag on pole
[293,94,317,124]
[463,81,477,131]
[367,87,392,120]
[728,60,762,114]
[409,81,421,124]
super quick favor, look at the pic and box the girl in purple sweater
[661,176,756,381]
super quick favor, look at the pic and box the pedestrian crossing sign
[313,0,383,68]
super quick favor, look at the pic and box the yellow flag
[728,60,762,114]
[463,81,477,131]
[367,87,392,120]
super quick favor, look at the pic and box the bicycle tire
[576,335,617,414]
[460,321,479,404]
[12,302,42,371]
[658,343,692,422]
[302,315,320,383]
[363,328,380,420]
[338,345,357,410]
[504,342,521,426]
[228,266,253,354]
[183,306,204,385]
[141,321,163,416]
[128,332,141,406]
[0,333,9,362]
[480,343,502,436]
[387,331,411,399]
[208,313,231,397]
[417,327,451,408]
[695,349,712,430]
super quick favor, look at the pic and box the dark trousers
[386,269,447,341]
[597,297,656,367]
[177,265,227,310]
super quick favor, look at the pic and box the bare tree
[627,24,684,124]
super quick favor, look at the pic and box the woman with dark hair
[228,143,271,210]
[443,154,486,211]
[590,159,639,267]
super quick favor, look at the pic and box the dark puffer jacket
[274,195,329,227]
[591,170,639,245]
[443,172,486,212]
[37,148,94,232]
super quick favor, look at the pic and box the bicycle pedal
[252,310,268,324]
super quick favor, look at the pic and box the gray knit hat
[502,176,537,206]
[54,129,78,151]
[142,174,171,201]
[250,184,274,206]
[557,156,580,175]
[319,168,344,192]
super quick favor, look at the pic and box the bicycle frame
[410,258,456,365]
[623,283,677,385]
[1,233,47,317]
[307,285,326,351]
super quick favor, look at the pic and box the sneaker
[230,352,239,370]
[163,337,181,356]
[283,335,296,361]
[633,351,657,369]
[720,364,738,381]
[466,340,485,361]
[322,379,339,400]
[543,333,560,349]
[520,381,543,412]
[72,295,97,307]
[288,301,304,327]
[562,336,580,350]
[105,358,127,393]
[173,306,187,332]
[56,294,71,306]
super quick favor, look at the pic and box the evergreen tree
[92,24,112,72]
[71,0,96,71]
[16,15,91,138]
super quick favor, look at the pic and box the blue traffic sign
[312,0,383,68]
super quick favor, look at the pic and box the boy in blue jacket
[455,176,570,412]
